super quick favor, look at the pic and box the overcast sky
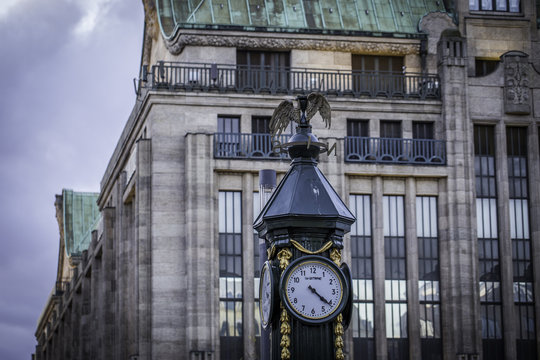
[0,1,144,358]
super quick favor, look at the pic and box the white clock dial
[282,258,345,322]
[259,262,275,329]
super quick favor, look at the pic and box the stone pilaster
[527,124,540,358]
[185,132,217,356]
[372,176,387,359]
[136,138,152,360]
[494,122,517,360]
[437,33,482,358]
[405,178,421,360]
[102,206,116,359]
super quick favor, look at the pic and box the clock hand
[308,285,331,305]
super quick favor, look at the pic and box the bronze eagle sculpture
[269,93,331,136]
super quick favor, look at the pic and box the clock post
[254,95,356,360]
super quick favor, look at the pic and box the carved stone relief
[503,52,531,115]
[164,31,420,56]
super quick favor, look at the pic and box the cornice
[164,31,421,56]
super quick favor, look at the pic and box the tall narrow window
[349,195,375,360]
[507,127,537,359]
[384,196,408,360]
[474,125,504,359]
[219,191,243,360]
[216,116,241,157]
[417,197,442,360]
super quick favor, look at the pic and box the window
[216,116,241,157]
[219,191,243,360]
[507,127,537,359]
[252,116,271,134]
[384,196,408,360]
[474,125,504,360]
[347,119,369,138]
[380,121,403,161]
[237,50,290,91]
[417,197,442,360]
[352,55,404,73]
[381,121,402,139]
[475,59,499,77]
[469,0,520,12]
[349,195,375,360]
[352,55,404,96]
[345,120,371,160]
[413,122,434,140]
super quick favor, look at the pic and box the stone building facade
[35,0,540,359]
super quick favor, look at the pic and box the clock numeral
[291,287,295,293]
[310,267,317,274]
[321,306,326,312]
[329,300,332,306]
[322,271,325,277]
[311,308,315,315]
[332,289,336,295]
[302,305,305,311]
[329,279,333,285]
[300,270,306,276]
[294,277,300,283]
[294,298,298,304]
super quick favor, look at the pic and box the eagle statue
[269,93,331,136]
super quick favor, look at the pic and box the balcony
[214,133,291,160]
[142,62,441,100]
[345,137,446,165]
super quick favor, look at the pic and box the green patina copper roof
[63,189,100,256]
[156,0,447,39]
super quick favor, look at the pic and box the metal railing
[344,137,446,164]
[214,133,291,159]
[143,62,441,100]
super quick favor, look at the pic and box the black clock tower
[254,96,356,360]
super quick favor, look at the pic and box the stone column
[405,178,421,359]
[372,176,387,359]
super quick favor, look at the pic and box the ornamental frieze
[165,32,420,56]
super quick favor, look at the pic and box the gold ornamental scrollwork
[330,248,345,360]
[277,248,293,359]
[290,239,333,255]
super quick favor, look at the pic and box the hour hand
[308,285,331,305]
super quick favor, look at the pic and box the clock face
[259,262,274,329]
[280,256,347,324]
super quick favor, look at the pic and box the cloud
[0,0,22,20]
[72,0,114,37]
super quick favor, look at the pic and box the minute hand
[308,285,331,305]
